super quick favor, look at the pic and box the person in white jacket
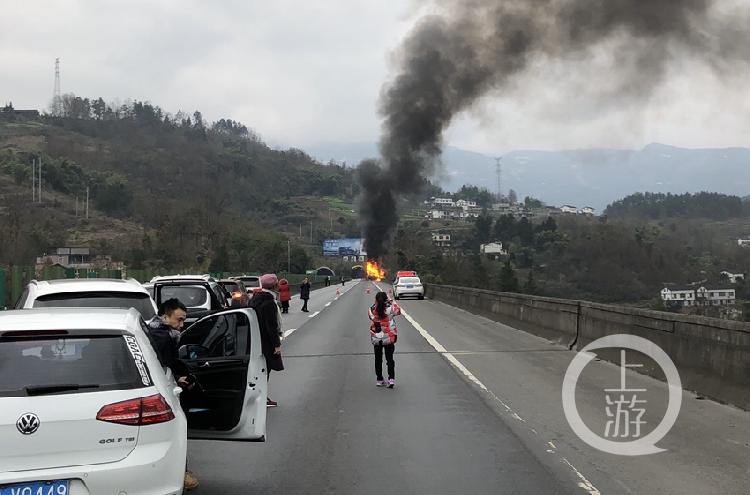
[368,291,401,388]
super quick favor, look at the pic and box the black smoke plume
[359,0,748,259]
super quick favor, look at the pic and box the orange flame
[366,260,386,281]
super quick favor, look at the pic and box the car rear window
[220,282,240,292]
[0,335,152,397]
[159,286,208,308]
[239,277,260,287]
[33,292,156,319]
[400,277,421,284]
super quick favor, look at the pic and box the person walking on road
[325,275,331,287]
[300,277,311,312]
[368,291,401,388]
[147,298,199,491]
[278,278,291,314]
[249,273,284,407]
[341,275,345,286]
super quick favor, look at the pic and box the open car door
[177,308,267,441]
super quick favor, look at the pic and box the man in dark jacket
[146,298,199,491]
[300,277,311,312]
[249,274,284,407]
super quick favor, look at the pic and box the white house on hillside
[580,206,595,215]
[661,285,735,307]
[720,271,745,284]
[560,205,577,214]
[738,238,750,248]
[480,242,508,258]
[432,233,451,247]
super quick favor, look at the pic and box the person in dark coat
[278,278,291,313]
[147,298,199,490]
[249,273,284,407]
[300,277,311,312]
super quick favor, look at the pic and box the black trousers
[301,298,308,311]
[374,344,395,380]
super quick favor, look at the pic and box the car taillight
[97,394,175,426]
[232,291,243,300]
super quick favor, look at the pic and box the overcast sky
[2,0,750,154]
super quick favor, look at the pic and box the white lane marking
[308,311,320,318]
[325,302,331,307]
[381,284,601,495]
[283,328,296,338]
[561,458,602,495]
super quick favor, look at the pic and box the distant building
[432,233,451,247]
[661,285,735,307]
[1,103,39,119]
[429,209,447,219]
[480,242,508,258]
[720,271,745,284]
[580,206,595,216]
[431,197,455,207]
[455,199,477,209]
[560,205,578,214]
[35,247,125,277]
[738,238,750,248]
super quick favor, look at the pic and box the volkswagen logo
[16,413,40,435]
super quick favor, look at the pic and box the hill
[305,142,750,212]
[0,99,359,273]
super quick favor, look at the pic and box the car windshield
[238,277,260,287]
[160,285,209,308]
[33,292,156,319]
[400,277,420,284]
[220,282,240,293]
[0,335,150,397]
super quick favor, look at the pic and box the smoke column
[359,0,749,258]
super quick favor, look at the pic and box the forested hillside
[0,97,359,272]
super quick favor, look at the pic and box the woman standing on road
[300,277,311,312]
[278,278,291,313]
[368,291,401,388]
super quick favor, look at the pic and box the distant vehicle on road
[338,246,358,256]
[232,275,262,294]
[393,275,425,300]
[15,278,157,320]
[0,307,267,494]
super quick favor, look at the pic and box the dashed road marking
[377,283,601,495]
[308,311,320,318]
[283,328,296,338]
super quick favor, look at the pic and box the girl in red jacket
[368,291,401,388]
[278,278,291,313]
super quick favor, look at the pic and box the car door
[177,308,267,441]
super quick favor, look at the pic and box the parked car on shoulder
[231,275,262,295]
[0,306,267,494]
[15,278,157,320]
[218,279,251,307]
[149,275,229,324]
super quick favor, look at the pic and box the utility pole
[31,158,35,202]
[38,156,42,203]
[287,240,291,273]
[309,220,313,243]
[329,209,333,231]
[75,196,78,217]
[85,185,89,219]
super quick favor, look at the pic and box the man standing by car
[249,274,284,407]
[300,277,311,312]
[147,298,199,491]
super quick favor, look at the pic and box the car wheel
[418,295,424,300]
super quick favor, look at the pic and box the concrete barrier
[425,284,750,411]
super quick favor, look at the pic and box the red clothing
[278,279,291,302]
[368,300,401,345]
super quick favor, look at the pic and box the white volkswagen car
[0,307,267,494]
[393,276,425,300]
[15,278,158,320]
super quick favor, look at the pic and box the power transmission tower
[494,156,502,201]
[53,58,61,116]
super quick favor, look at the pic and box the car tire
[418,295,424,300]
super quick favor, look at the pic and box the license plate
[406,285,413,289]
[0,480,69,495]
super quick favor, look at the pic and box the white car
[231,275,261,294]
[0,307,267,495]
[393,276,425,300]
[15,278,158,320]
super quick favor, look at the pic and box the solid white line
[308,311,320,318]
[380,283,601,495]
[325,302,331,307]
[283,328,296,338]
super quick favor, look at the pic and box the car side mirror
[178,344,210,360]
